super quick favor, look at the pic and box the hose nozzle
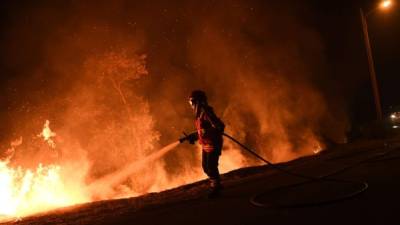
[179,131,198,144]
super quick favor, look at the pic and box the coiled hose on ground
[223,133,396,208]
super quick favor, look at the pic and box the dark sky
[0,0,398,139]
[311,0,400,123]
[315,1,400,121]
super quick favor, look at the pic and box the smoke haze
[0,0,350,216]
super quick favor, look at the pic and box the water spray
[88,141,181,197]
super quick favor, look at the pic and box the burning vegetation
[0,0,347,221]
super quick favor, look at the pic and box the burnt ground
[3,137,400,225]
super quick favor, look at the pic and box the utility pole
[360,8,383,120]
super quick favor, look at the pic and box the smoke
[0,0,349,212]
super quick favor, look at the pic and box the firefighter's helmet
[189,90,207,107]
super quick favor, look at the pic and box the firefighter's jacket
[195,105,225,153]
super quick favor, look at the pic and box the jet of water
[88,141,181,196]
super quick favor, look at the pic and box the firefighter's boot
[208,178,221,199]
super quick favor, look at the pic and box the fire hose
[222,133,372,208]
[180,131,396,208]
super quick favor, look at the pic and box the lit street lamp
[381,0,393,8]
[359,0,393,121]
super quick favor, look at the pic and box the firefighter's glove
[179,132,198,144]
[188,132,197,144]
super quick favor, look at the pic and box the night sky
[0,0,398,141]
[311,0,400,124]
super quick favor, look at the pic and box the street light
[359,0,393,121]
[381,0,392,9]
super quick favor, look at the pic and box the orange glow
[0,161,88,220]
[381,0,392,9]
[37,120,56,148]
[0,48,328,221]
[0,121,89,221]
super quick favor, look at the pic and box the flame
[0,49,329,220]
[313,143,323,154]
[0,161,87,220]
[38,120,57,148]
[0,121,89,221]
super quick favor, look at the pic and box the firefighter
[181,90,225,198]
